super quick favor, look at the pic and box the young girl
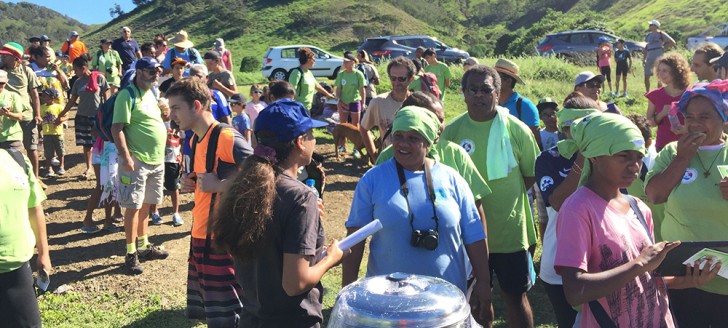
[596,37,613,96]
[245,84,266,126]
[334,53,366,126]
[554,113,719,328]
[213,100,343,327]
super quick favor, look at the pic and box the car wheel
[270,68,287,81]
[329,67,340,80]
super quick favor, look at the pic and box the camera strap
[395,159,439,232]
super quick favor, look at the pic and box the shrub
[239,56,259,73]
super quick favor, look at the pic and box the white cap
[574,71,605,86]
[648,20,661,27]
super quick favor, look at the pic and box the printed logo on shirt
[681,168,698,184]
[459,139,475,155]
[539,176,554,191]
[558,168,570,178]
[341,79,347,86]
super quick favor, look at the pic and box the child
[150,98,184,226]
[536,97,560,150]
[596,37,613,96]
[614,39,632,97]
[245,84,266,126]
[39,88,66,177]
[229,93,252,143]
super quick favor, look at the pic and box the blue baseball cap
[597,36,609,44]
[135,57,161,70]
[255,100,328,143]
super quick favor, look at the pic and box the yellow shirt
[41,103,64,136]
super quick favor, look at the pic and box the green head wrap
[391,106,440,158]
[556,107,600,132]
[557,113,646,185]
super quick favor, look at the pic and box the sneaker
[40,170,54,178]
[55,168,66,175]
[352,149,362,159]
[125,252,143,275]
[50,157,60,167]
[172,213,184,227]
[138,244,169,261]
[337,145,346,154]
[622,92,628,98]
[150,212,163,225]
[102,223,120,233]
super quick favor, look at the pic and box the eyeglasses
[390,75,409,82]
[252,90,263,94]
[466,86,494,96]
[582,81,602,89]
[0,82,6,86]
[140,69,160,76]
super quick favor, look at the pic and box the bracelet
[571,163,583,176]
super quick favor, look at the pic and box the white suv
[261,45,343,81]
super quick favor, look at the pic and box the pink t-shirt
[555,187,675,328]
[245,100,267,126]
[645,87,684,150]
[598,45,611,68]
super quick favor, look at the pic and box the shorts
[118,156,164,209]
[20,120,38,151]
[0,140,23,152]
[345,102,361,113]
[644,49,664,77]
[74,115,96,147]
[164,162,181,191]
[599,66,611,82]
[489,250,535,294]
[0,262,42,328]
[43,134,65,160]
[615,62,629,77]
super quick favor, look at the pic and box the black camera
[106,67,114,74]
[411,229,439,250]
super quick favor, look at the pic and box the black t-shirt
[615,49,631,64]
[159,77,178,94]
[535,146,576,207]
[234,173,325,327]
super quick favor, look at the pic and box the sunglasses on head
[466,86,494,96]
[390,75,409,82]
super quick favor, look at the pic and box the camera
[411,229,439,250]
[106,67,114,74]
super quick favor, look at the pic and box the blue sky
[5,0,137,25]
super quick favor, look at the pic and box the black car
[358,35,470,64]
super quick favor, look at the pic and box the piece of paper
[682,248,728,279]
[320,219,383,260]
[36,269,50,292]
[717,165,728,179]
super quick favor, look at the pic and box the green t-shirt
[376,140,492,201]
[424,62,451,99]
[441,110,539,253]
[334,70,365,104]
[3,65,41,121]
[0,150,46,273]
[289,68,317,110]
[0,90,23,143]
[92,49,122,85]
[645,141,728,295]
[112,85,167,165]
[408,76,422,94]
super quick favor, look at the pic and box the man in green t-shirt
[111,57,169,275]
[0,70,24,150]
[440,65,538,328]
[423,48,452,101]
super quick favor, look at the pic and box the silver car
[261,45,343,81]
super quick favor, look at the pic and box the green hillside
[0,1,88,48]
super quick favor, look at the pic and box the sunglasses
[252,90,263,94]
[583,81,602,89]
[0,82,5,86]
[466,86,495,96]
[390,76,409,82]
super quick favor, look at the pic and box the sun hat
[648,20,661,28]
[255,100,328,143]
[169,30,194,49]
[0,70,8,83]
[574,71,606,86]
[494,58,525,84]
[170,57,188,67]
[0,42,24,60]
[135,57,161,70]
[536,97,559,113]
[391,106,441,158]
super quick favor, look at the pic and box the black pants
[541,280,577,328]
[0,262,41,328]
[669,288,728,327]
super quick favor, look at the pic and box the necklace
[695,148,724,178]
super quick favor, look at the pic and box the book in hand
[681,248,728,279]
[654,241,728,277]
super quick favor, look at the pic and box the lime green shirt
[92,49,122,85]
[4,65,41,121]
[112,85,166,165]
[645,141,728,295]
[0,91,23,143]
[441,110,539,253]
[334,70,365,104]
[0,150,46,273]
[424,62,451,99]
[289,67,318,110]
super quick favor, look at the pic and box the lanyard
[395,159,439,232]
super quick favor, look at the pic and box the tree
[109,3,124,18]
[132,0,153,5]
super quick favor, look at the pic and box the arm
[30,88,41,124]
[225,51,233,72]
[445,78,451,88]
[58,94,78,119]
[663,32,676,50]
[549,154,584,211]
[646,100,658,126]
[655,104,670,122]
[530,126,542,150]
[314,83,335,98]
[465,239,493,327]
[53,65,69,90]
[211,79,237,98]
[136,50,142,60]
[360,87,366,108]
[282,240,343,296]
[29,204,51,274]
[341,226,365,287]
[243,129,252,143]
[645,133,705,203]
[523,176,535,190]
[1,107,23,121]
[474,199,488,235]
[112,123,135,172]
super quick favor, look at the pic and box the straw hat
[494,58,525,84]
[169,30,194,49]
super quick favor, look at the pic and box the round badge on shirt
[341,79,347,86]
[459,139,475,155]
[681,168,698,184]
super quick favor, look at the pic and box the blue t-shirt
[346,159,486,293]
[232,113,251,134]
[111,38,140,68]
[182,90,232,156]
[502,92,539,127]
[162,48,203,76]
[535,146,576,207]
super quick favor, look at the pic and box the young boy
[229,93,252,143]
[614,39,632,97]
[39,88,66,177]
[150,98,184,226]
[536,97,560,150]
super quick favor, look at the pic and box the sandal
[102,224,120,233]
[80,225,101,234]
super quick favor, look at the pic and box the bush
[239,56,259,73]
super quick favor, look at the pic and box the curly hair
[654,53,692,90]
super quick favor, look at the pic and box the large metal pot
[327,272,473,328]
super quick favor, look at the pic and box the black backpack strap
[588,301,617,328]
[516,96,523,119]
[5,148,28,172]
[203,124,225,263]
[625,195,653,243]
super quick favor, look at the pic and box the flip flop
[80,225,101,234]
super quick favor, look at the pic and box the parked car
[261,45,342,81]
[687,23,728,50]
[358,35,470,64]
[536,30,646,60]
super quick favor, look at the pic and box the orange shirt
[61,40,87,63]
[191,123,237,239]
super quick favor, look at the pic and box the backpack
[168,47,198,64]
[95,85,136,142]
[286,67,305,94]
[420,72,442,99]
[3,148,28,172]
[356,63,370,87]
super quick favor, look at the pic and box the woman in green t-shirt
[288,48,335,111]
[645,79,728,327]
[92,39,122,94]
[334,53,366,126]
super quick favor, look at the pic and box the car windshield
[423,38,446,49]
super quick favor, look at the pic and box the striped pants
[187,237,243,327]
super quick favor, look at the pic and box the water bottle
[668,103,683,131]
[305,179,319,199]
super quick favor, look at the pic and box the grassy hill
[0,1,88,48]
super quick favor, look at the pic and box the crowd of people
[1,19,728,328]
